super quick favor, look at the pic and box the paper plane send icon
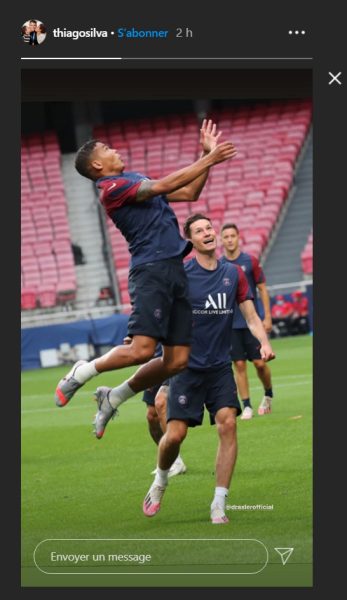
[274,547,294,565]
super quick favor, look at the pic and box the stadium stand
[93,100,312,308]
[301,230,313,275]
[21,131,77,309]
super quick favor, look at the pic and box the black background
[9,0,347,597]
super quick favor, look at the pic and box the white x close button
[328,72,342,85]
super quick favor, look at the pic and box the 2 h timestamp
[176,27,193,38]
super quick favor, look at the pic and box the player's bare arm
[239,299,275,361]
[167,119,232,202]
[257,282,273,333]
[135,140,237,202]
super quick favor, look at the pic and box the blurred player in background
[124,340,187,477]
[54,121,237,439]
[143,382,187,477]
[139,214,275,524]
[271,293,294,337]
[221,223,274,419]
[290,290,310,335]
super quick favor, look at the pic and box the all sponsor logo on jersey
[192,293,233,315]
[205,293,227,309]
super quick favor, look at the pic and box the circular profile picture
[21,19,47,45]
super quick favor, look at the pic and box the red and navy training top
[97,172,191,269]
[220,252,265,328]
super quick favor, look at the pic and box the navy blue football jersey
[220,252,265,328]
[184,258,252,369]
[97,172,191,269]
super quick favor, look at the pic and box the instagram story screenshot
[14,0,345,593]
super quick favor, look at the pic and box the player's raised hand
[200,119,222,152]
[208,141,237,164]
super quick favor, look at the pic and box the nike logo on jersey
[108,182,117,190]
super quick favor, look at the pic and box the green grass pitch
[21,335,312,587]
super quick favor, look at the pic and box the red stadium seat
[301,253,313,274]
[52,239,72,254]
[114,257,129,268]
[53,224,71,239]
[23,274,41,288]
[33,241,52,256]
[21,244,34,258]
[21,231,37,245]
[120,290,131,313]
[21,288,37,310]
[22,256,39,271]
[301,232,313,274]
[37,285,57,308]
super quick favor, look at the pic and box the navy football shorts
[167,363,241,427]
[231,328,262,361]
[127,256,192,346]
[142,381,169,406]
